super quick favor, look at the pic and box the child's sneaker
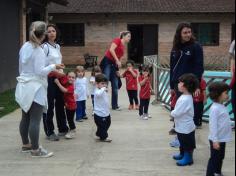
[47,133,60,141]
[142,115,148,120]
[31,147,54,158]
[65,132,74,139]
[82,116,88,120]
[169,137,180,148]
[145,114,152,118]
[100,138,112,143]
[21,146,32,153]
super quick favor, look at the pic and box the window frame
[57,23,85,47]
[191,23,220,46]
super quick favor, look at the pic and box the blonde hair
[76,66,85,77]
[29,21,47,47]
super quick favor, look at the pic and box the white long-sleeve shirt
[171,94,195,134]
[208,102,232,143]
[42,42,62,65]
[75,77,89,101]
[16,42,56,112]
[94,87,110,117]
[89,76,96,96]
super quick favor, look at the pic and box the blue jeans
[76,100,86,120]
[101,57,119,109]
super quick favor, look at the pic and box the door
[143,25,158,56]
[128,25,143,63]
[128,24,158,64]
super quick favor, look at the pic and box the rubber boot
[176,152,193,166]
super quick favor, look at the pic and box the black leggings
[127,90,139,105]
[206,141,226,176]
[139,99,150,116]
[66,109,76,130]
[94,114,111,140]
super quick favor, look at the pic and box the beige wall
[51,13,235,66]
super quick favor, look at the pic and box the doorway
[128,24,158,64]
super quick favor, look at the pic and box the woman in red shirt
[100,31,131,110]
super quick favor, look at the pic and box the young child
[94,74,112,142]
[54,71,77,139]
[89,66,102,115]
[138,66,152,120]
[75,66,89,122]
[171,73,199,166]
[206,82,232,176]
[193,77,207,128]
[121,60,139,110]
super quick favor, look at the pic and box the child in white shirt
[89,66,102,115]
[171,73,199,166]
[75,66,89,122]
[206,82,232,176]
[94,74,112,142]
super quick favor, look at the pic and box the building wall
[0,0,20,93]
[51,13,235,66]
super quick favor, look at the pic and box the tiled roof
[48,0,235,13]
[49,0,68,6]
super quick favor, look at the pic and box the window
[57,23,85,46]
[191,23,220,46]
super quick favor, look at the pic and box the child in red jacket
[138,66,152,120]
[55,71,77,139]
[122,60,139,110]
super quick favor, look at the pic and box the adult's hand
[55,64,65,70]
[116,60,122,68]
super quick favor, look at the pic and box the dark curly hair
[208,82,230,102]
[95,74,108,84]
[178,73,199,94]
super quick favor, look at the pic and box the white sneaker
[31,147,54,158]
[142,115,148,120]
[65,132,74,139]
[144,114,152,118]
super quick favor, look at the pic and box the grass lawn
[0,89,19,118]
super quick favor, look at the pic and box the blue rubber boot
[173,153,184,160]
[176,152,193,166]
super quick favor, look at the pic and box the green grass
[0,89,19,118]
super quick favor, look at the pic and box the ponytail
[29,21,47,47]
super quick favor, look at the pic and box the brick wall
[51,13,235,67]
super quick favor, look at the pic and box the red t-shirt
[193,78,207,103]
[230,68,235,88]
[105,38,124,63]
[123,69,138,90]
[60,77,77,110]
[170,91,177,108]
[139,75,151,99]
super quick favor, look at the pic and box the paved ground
[0,80,235,176]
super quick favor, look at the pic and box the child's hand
[116,71,121,77]
[54,79,60,84]
[213,142,220,150]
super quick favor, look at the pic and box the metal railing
[144,55,234,122]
